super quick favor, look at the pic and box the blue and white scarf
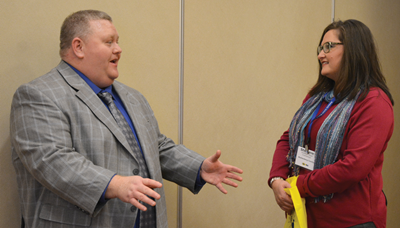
[287,90,361,202]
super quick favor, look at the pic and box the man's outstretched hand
[200,150,243,194]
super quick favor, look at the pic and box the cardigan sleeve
[268,130,291,187]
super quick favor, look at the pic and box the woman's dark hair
[309,19,394,105]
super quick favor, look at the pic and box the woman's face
[318,29,343,82]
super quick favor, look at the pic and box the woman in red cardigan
[269,19,394,228]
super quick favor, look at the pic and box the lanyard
[305,94,336,147]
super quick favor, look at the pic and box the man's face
[81,20,122,88]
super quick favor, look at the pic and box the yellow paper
[283,176,307,228]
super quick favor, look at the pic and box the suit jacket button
[131,206,137,212]
[133,169,139,175]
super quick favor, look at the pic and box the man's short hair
[59,10,112,57]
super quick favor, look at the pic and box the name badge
[295,146,315,171]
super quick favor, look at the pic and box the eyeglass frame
[317,42,343,55]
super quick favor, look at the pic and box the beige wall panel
[335,1,400,227]
[0,1,180,227]
[183,1,331,227]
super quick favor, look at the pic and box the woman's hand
[271,179,294,214]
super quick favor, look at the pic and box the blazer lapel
[56,61,136,160]
[113,83,156,178]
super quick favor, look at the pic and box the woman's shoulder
[361,87,392,106]
[352,87,393,117]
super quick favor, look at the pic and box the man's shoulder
[113,80,143,97]
[23,61,68,86]
[113,81,152,108]
[14,61,78,100]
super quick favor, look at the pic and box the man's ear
[71,37,85,59]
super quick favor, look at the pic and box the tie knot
[98,92,114,105]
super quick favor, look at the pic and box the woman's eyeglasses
[317,42,343,55]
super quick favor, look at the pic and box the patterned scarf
[287,90,361,202]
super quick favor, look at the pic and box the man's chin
[109,73,119,81]
[97,77,118,89]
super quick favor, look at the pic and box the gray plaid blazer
[10,61,205,228]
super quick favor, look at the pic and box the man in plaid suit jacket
[10,10,242,228]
